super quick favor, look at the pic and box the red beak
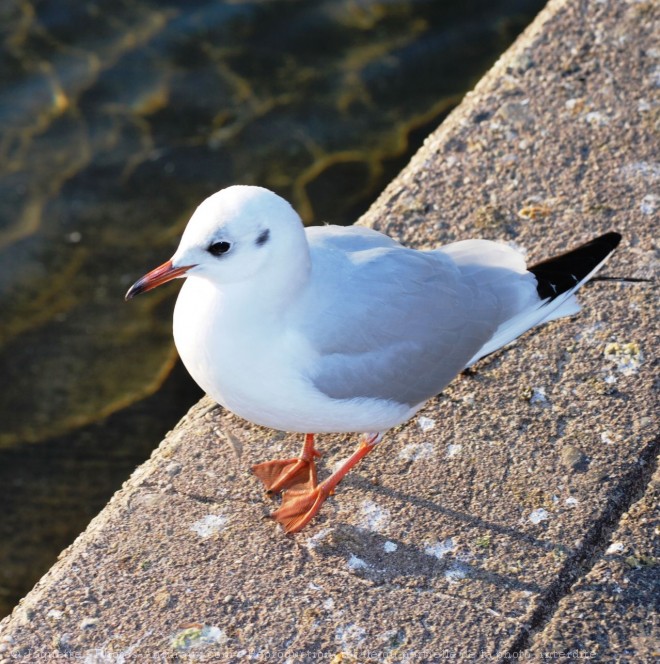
[125,260,194,300]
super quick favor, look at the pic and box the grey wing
[300,243,502,408]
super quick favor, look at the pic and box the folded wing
[300,229,538,408]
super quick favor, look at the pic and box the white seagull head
[125,185,306,298]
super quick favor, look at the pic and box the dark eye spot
[255,229,270,246]
[208,241,231,256]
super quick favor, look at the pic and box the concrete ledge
[1,0,657,661]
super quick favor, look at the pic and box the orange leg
[251,433,321,494]
[271,432,383,534]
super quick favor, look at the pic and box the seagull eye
[208,241,231,256]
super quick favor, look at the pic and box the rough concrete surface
[0,0,658,662]
[529,466,659,660]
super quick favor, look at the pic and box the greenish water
[0,0,546,616]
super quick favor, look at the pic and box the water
[0,0,546,616]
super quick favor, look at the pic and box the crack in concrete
[503,434,660,660]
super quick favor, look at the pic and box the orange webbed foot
[257,433,382,534]
[252,433,321,494]
[251,456,318,494]
[271,485,330,534]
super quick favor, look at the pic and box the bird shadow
[364,477,565,553]
[304,475,576,598]
[309,521,544,597]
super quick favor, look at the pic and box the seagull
[126,185,621,533]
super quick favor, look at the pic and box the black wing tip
[595,231,622,251]
[529,231,623,301]
[575,231,622,256]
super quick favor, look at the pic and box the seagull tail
[528,231,622,302]
[467,232,622,366]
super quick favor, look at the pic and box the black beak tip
[124,281,142,301]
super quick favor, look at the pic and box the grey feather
[297,228,535,407]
